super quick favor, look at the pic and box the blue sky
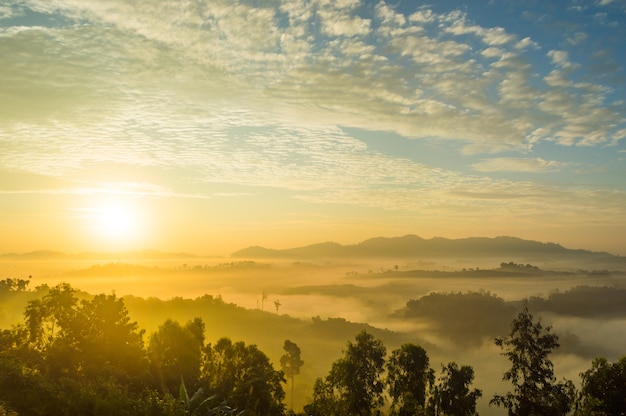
[0,0,625,255]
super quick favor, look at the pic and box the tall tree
[429,362,481,416]
[491,306,573,416]
[280,339,304,411]
[576,356,626,415]
[386,343,434,416]
[326,330,387,416]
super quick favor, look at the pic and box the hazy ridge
[3,235,623,266]
[231,234,624,268]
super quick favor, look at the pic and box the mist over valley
[2,235,625,415]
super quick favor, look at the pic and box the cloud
[471,158,567,173]
[515,36,539,50]
[547,50,579,69]
[2,0,623,154]
[1,0,625,236]
[565,31,587,45]
[443,12,516,45]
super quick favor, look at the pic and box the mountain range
[231,235,623,264]
[2,235,624,268]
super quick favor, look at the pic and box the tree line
[1,279,625,415]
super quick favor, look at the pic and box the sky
[1,0,625,256]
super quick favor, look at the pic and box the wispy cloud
[471,158,567,173]
[2,0,623,153]
[0,181,208,200]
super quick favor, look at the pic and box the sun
[92,200,143,245]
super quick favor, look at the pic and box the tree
[22,285,147,383]
[491,306,573,416]
[202,337,285,416]
[429,362,481,416]
[304,377,347,416]
[307,330,386,416]
[72,293,148,383]
[24,283,78,351]
[148,318,205,394]
[0,276,30,298]
[386,343,434,416]
[2,285,150,415]
[576,356,626,415]
[280,339,304,411]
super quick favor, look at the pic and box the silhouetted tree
[2,284,150,415]
[429,362,481,416]
[280,339,304,411]
[23,283,77,351]
[491,306,573,416]
[0,276,30,298]
[306,330,386,416]
[386,343,434,416]
[22,285,147,383]
[576,356,626,415]
[148,318,205,394]
[202,337,285,416]
[304,376,347,416]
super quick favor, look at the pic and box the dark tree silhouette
[386,343,434,416]
[148,318,205,393]
[306,330,386,416]
[280,339,304,411]
[429,362,482,416]
[491,306,573,416]
[577,356,626,415]
[202,337,286,416]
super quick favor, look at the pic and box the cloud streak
[471,158,567,173]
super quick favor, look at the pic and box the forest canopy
[1,280,625,415]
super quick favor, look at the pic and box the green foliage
[386,343,434,416]
[148,318,205,394]
[22,285,148,384]
[0,284,289,415]
[306,330,386,416]
[576,356,626,415]
[24,283,78,350]
[13,281,626,416]
[429,362,481,416]
[202,338,286,416]
[491,306,573,416]
[177,378,241,416]
[304,376,349,416]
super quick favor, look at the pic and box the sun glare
[91,200,143,246]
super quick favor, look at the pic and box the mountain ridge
[231,234,619,261]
